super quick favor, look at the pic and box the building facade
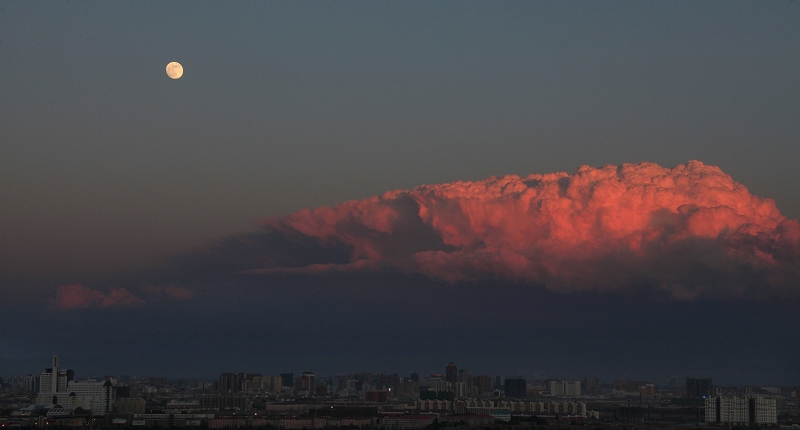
[504,378,527,398]
[549,380,581,396]
[705,396,777,425]
[751,397,778,425]
[36,380,115,415]
[445,363,458,384]
[687,377,713,399]
[39,356,72,394]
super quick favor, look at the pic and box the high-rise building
[705,396,718,423]
[705,396,774,425]
[39,356,72,393]
[218,373,244,393]
[64,380,115,414]
[582,377,600,396]
[686,377,712,399]
[454,382,468,399]
[750,397,777,425]
[504,378,527,398]
[639,384,655,399]
[37,380,115,414]
[34,356,114,415]
[269,375,283,393]
[458,369,471,385]
[707,396,747,424]
[218,373,233,393]
[23,375,39,392]
[281,373,294,388]
[550,380,581,396]
[297,372,315,392]
[445,363,458,384]
[474,375,493,393]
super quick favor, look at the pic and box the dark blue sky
[1,1,799,384]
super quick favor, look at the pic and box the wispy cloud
[54,284,145,310]
[53,284,195,310]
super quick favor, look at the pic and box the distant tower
[40,355,67,394]
[505,378,527,398]
[52,356,60,394]
[686,377,713,398]
[445,362,458,384]
[281,373,294,388]
[300,372,315,392]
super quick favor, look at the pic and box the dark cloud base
[2,271,799,385]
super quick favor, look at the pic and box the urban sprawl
[1,357,798,430]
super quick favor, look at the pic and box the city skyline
[1,354,794,429]
[0,355,752,396]
[0,355,785,390]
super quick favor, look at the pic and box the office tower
[458,368,469,384]
[582,376,600,396]
[269,375,283,393]
[281,373,294,388]
[23,375,39,392]
[40,356,70,393]
[686,377,712,398]
[299,372,315,392]
[218,373,243,393]
[504,378,527,398]
[474,374,493,393]
[445,363,458,384]
[34,356,114,415]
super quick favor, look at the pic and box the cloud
[250,161,799,299]
[54,284,145,310]
[53,284,195,310]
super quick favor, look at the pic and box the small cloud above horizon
[52,283,194,311]
[54,284,145,310]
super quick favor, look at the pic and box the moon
[166,62,183,79]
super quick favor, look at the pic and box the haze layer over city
[1,0,799,391]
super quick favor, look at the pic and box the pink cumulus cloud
[260,161,800,299]
[54,284,145,310]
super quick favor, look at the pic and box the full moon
[166,62,183,79]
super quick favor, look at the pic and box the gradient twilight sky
[2,2,800,383]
